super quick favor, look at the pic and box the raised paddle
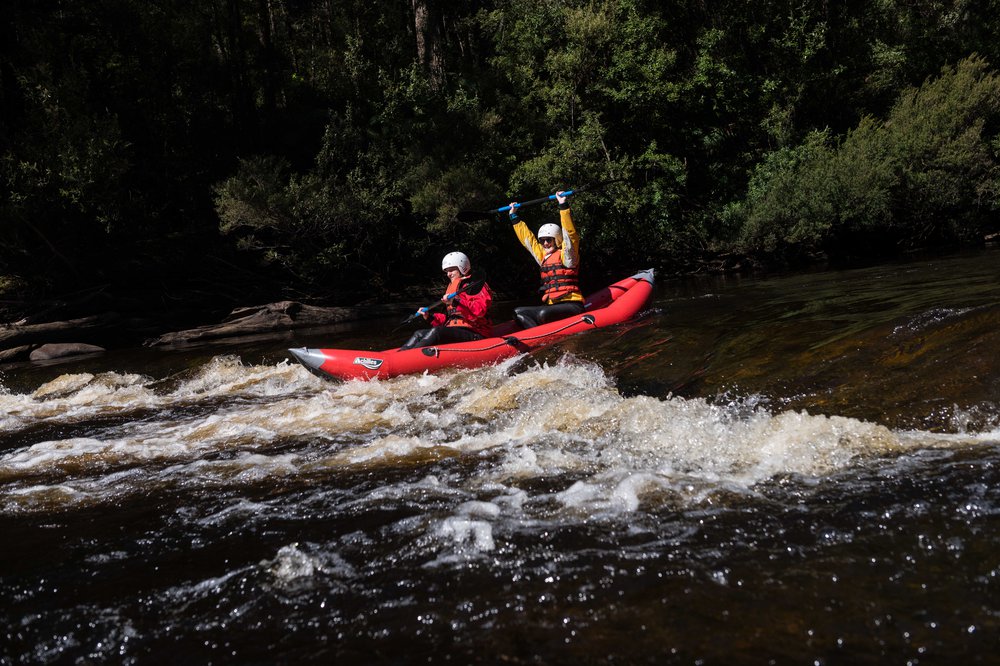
[392,279,485,332]
[455,178,624,222]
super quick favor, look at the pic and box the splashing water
[2,250,1000,664]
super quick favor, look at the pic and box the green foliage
[215,126,408,288]
[884,54,1000,239]
[734,55,1000,260]
[5,0,1000,308]
[1,66,132,281]
[0,275,28,298]
[215,155,297,251]
[726,129,836,254]
[478,0,693,274]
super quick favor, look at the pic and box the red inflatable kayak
[288,269,654,380]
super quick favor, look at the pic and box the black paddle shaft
[455,178,623,222]
[393,279,486,331]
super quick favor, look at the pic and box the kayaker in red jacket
[507,191,585,328]
[398,251,493,350]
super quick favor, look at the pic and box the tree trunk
[411,0,444,87]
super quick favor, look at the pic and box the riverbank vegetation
[3,0,1000,318]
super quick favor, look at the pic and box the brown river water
[1,249,999,664]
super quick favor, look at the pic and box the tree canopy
[3,0,999,311]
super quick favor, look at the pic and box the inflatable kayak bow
[289,269,654,381]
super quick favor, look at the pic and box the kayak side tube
[289,269,654,381]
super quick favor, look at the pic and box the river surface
[2,250,999,664]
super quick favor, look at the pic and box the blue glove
[507,202,520,221]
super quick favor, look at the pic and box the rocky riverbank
[0,300,407,364]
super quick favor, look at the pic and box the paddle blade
[393,313,418,330]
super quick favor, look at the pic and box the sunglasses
[540,238,556,245]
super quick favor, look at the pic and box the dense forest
[3,0,1000,318]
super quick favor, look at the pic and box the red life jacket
[539,251,580,303]
[443,276,492,336]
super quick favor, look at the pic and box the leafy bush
[734,55,1000,261]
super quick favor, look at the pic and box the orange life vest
[443,276,469,327]
[539,251,580,303]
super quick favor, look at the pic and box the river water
[2,250,999,664]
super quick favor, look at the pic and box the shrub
[735,55,1000,261]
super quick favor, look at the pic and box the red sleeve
[456,285,492,321]
[429,311,447,327]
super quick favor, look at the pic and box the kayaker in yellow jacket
[507,191,585,329]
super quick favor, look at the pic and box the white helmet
[537,223,562,248]
[441,251,471,275]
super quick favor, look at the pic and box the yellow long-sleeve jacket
[512,207,584,304]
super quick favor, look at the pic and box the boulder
[29,343,106,361]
